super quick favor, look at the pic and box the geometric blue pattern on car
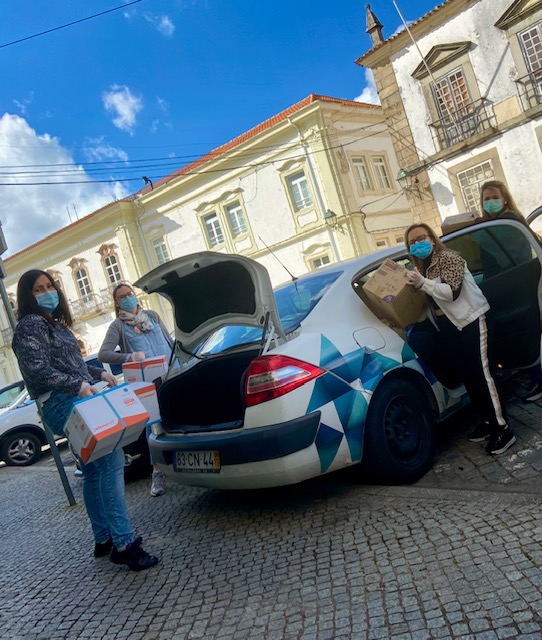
[315,422,344,473]
[306,373,352,414]
[308,334,406,472]
[319,335,358,382]
[359,351,399,391]
[401,342,417,363]
[333,389,367,461]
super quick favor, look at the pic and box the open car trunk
[157,348,260,433]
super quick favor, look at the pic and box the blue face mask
[483,199,504,216]
[119,294,138,312]
[409,239,433,259]
[35,290,59,313]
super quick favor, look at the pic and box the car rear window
[199,270,342,355]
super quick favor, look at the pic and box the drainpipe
[133,196,172,325]
[287,117,341,262]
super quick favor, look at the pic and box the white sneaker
[150,471,165,497]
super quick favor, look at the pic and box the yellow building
[1,94,411,384]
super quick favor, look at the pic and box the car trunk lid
[135,252,286,365]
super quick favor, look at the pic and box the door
[444,221,542,370]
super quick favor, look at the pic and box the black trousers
[408,313,507,432]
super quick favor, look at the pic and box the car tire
[1,431,43,467]
[361,379,436,485]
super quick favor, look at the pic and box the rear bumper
[150,411,321,467]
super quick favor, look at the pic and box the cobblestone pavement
[1,373,542,640]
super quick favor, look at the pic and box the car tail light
[244,355,325,407]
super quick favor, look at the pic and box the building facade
[0,94,412,384]
[358,0,542,226]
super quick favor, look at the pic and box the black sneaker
[94,538,113,558]
[522,382,542,403]
[486,427,516,455]
[468,422,491,442]
[110,538,159,572]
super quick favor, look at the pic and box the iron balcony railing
[429,98,496,150]
[515,72,542,111]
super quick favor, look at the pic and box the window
[286,171,312,211]
[104,255,122,285]
[432,68,478,145]
[395,235,404,244]
[225,201,248,237]
[372,157,391,189]
[433,68,472,120]
[520,24,542,76]
[352,158,372,191]
[310,255,331,270]
[152,237,171,265]
[376,239,388,248]
[75,268,91,298]
[457,160,495,213]
[203,212,224,247]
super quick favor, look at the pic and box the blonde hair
[404,223,447,273]
[479,180,523,221]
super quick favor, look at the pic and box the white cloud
[354,69,380,105]
[156,96,169,112]
[13,92,35,116]
[144,13,175,37]
[0,114,128,255]
[82,136,129,162]
[102,85,143,134]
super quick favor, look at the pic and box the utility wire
[0,0,145,50]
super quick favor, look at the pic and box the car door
[443,219,542,370]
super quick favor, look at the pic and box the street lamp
[324,209,339,228]
[397,168,424,198]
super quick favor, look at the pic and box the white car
[138,218,542,490]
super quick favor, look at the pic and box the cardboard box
[362,259,427,328]
[64,384,149,464]
[122,355,168,384]
[440,212,481,235]
[130,381,161,424]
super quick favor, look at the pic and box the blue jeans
[42,392,135,548]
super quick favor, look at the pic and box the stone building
[357,0,542,226]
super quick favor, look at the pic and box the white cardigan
[416,264,489,330]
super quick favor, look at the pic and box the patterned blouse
[12,314,104,399]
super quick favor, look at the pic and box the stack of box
[122,355,168,384]
[64,384,149,464]
[361,259,427,329]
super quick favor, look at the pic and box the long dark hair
[16,270,73,326]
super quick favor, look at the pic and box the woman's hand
[79,382,98,398]
[101,371,117,388]
[129,351,146,362]
[406,268,423,287]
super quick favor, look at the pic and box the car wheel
[1,431,43,466]
[361,379,436,485]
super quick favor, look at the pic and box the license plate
[174,450,221,473]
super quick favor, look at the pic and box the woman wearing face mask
[480,180,525,224]
[12,270,159,571]
[98,283,174,497]
[404,223,516,455]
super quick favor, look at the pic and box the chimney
[366,3,384,47]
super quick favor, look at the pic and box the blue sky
[1,0,439,254]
